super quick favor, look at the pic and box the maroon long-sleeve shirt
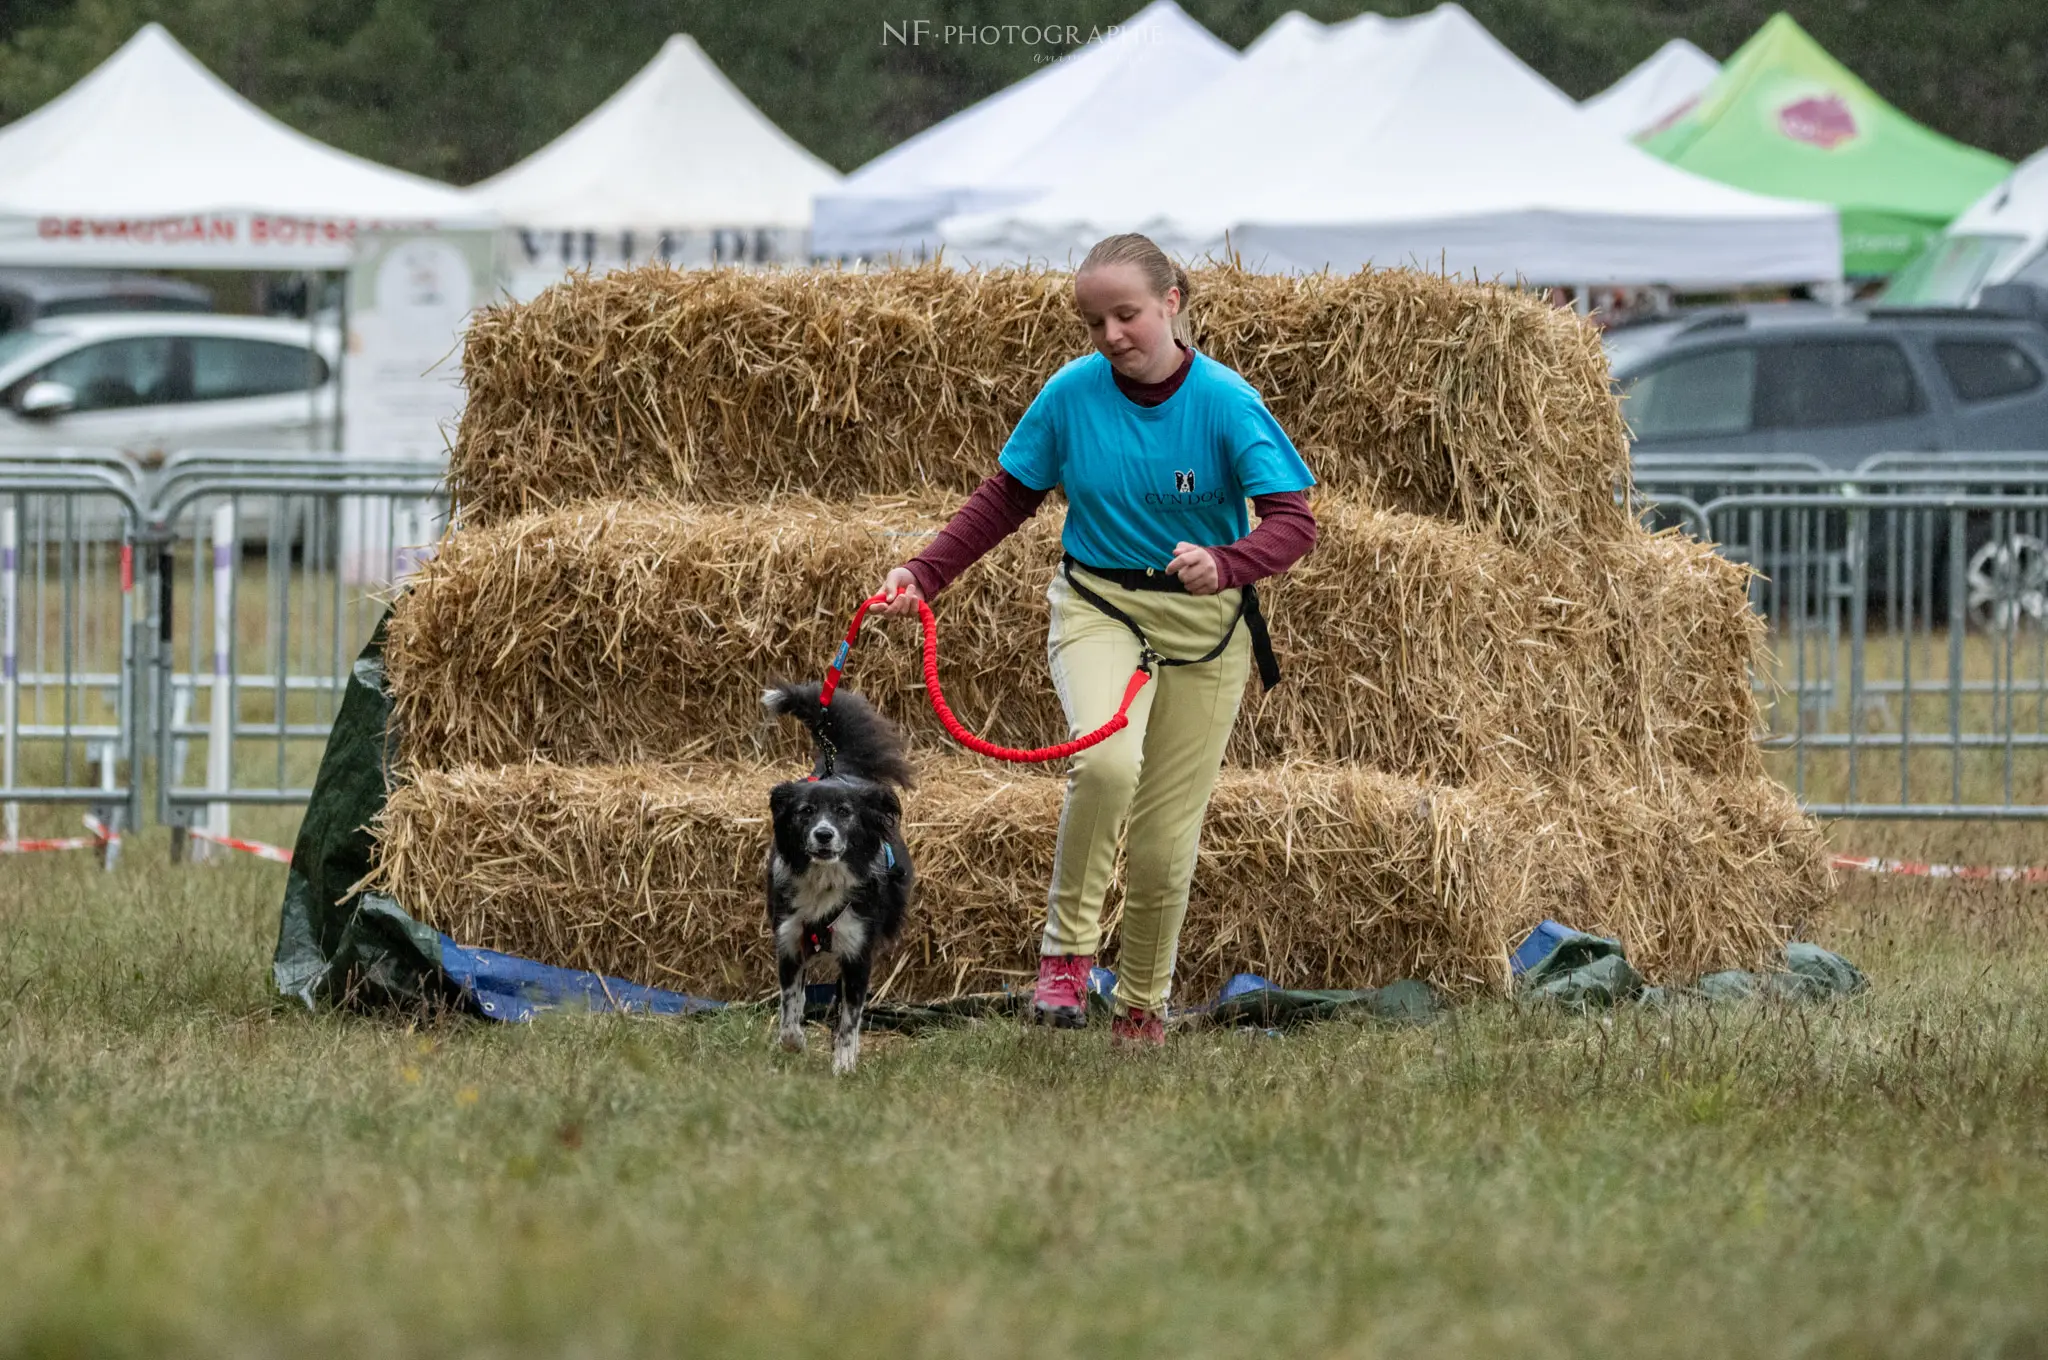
[905,342,1317,597]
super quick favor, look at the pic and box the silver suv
[1610,299,2048,465]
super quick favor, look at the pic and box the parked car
[0,268,212,332]
[1614,296,2048,619]
[1611,300,2048,465]
[0,313,337,461]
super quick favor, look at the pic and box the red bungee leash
[819,593,1150,763]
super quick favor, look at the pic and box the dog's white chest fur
[771,854,873,960]
[781,855,857,921]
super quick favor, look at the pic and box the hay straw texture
[450,263,1632,547]
[366,758,1829,1003]
[383,494,1759,783]
[372,261,1824,1004]
[1548,533,1768,785]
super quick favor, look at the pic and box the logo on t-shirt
[1147,466,1227,508]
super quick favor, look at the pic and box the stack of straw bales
[367,262,1831,1003]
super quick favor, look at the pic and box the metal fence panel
[0,470,146,859]
[1635,472,2048,819]
[148,469,446,856]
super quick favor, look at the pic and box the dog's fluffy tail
[763,681,915,790]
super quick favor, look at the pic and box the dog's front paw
[778,1023,807,1053]
[831,1033,860,1075]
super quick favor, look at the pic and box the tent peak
[1651,36,1717,62]
[1249,11,1325,50]
[465,22,837,229]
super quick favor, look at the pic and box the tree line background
[0,0,2040,185]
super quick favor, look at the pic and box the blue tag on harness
[832,641,850,669]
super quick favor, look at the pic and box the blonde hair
[1078,232,1194,344]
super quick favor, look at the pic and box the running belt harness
[1059,555,1282,691]
[813,561,1281,769]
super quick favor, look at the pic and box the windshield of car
[1603,320,1687,375]
[1622,347,1758,441]
[39,295,212,318]
[2009,247,2048,289]
[1879,234,2027,306]
[0,328,63,373]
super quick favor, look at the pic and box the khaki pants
[1041,565,1251,1017]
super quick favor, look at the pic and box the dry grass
[365,756,1828,1004]
[384,495,1761,784]
[450,262,1632,548]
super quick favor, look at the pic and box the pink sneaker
[1110,1007,1167,1048]
[1032,954,1094,1029]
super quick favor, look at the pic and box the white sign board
[341,227,497,583]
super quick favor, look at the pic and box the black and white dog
[762,681,915,1074]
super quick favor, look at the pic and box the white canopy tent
[1580,39,1719,141]
[811,0,1238,260]
[936,4,1839,287]
[0,23,487,269]
[469,33,841,281]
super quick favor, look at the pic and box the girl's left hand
[1167,541,1221,595]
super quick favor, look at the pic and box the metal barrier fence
[1635,461,2048,819]
[1,450,445,863]
[150,467,447,859]
[9,448,2048,855]
[0,465,145,860]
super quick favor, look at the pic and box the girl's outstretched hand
[878,566,924,617]
[1166,542,1221,595]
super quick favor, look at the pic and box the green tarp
[1517,928,1867,1009]
[272,610,451,1012]
[1639,13,2009,276]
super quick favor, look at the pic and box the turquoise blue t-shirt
[996,349,1317,571]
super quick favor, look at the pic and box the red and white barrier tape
[0,818,289,865]
[0,834,99,854]
[1832,853,2048,886]
[187,828,293,864]
[2,813,118,856]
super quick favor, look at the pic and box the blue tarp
[434,945,1437,1030]
[439,937,727,1022]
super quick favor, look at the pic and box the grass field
[2,817,2046,1357]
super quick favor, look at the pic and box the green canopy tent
[1639,13,2009,277]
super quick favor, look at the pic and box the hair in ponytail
[1078,232,1195,343]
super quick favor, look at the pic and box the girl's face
[1075,263,1180,379]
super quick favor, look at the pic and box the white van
[1883,148,2048,307]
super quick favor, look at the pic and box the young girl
[875,233,1317,1046]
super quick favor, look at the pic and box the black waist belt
[1061,554,1281,692]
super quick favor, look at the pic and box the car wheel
[1965,533,2048,631]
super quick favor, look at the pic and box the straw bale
[450,262,1632,547]
[366,756,1828,1004]
[1499,772,1831,984]
[384,494,1059,773]
[387,495,1760,783]
[366,758,1520,1002]
[1538,528,1769,784]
